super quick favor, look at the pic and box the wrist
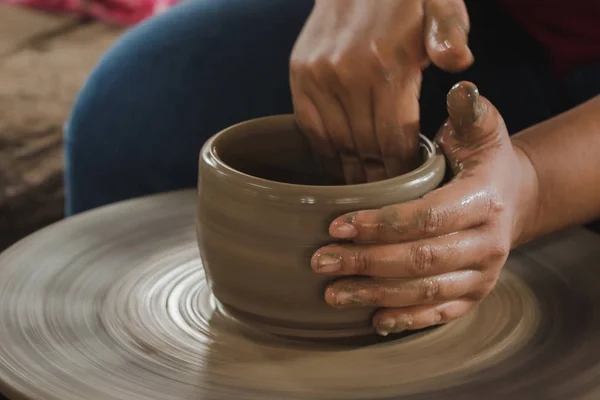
[510,138,541,248]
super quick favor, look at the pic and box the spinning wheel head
[0,190,599,399]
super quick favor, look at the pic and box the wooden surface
[0,4,124,250]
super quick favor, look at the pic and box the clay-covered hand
[290,0,473,184]
[311,81,539,336]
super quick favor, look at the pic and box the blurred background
[0,0,180,251]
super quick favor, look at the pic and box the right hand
[290,0,474,184]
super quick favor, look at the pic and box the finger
[424,0,473,72]
[337,84,388,182]
[373,299,475,336]
[328,177,503,242]
[312,228,503,278]
[317,61,388,183]
[292,93,345,182]
[324,270,485,309]
[313,92,367,184]
[303,70,367,184]
[373,70,422,178]
[292,71,366,184]
[436,81,508,176]
[292,94,336,158]
[444,81,506,147]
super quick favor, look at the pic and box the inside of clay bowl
[211,115,435,186]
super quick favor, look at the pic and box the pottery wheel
[1,190,600,399]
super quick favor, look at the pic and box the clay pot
[196,114,446,339]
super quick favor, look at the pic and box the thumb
[436,81,508,172]
[424,0,474,73]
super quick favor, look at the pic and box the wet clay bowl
[196,114,446,339]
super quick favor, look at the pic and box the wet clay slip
[196,114,446,338]
[1,191,600,400]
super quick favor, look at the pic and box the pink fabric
[1,0,181,25]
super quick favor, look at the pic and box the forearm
[512,95,600,246]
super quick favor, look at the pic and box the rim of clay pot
[201,114,445,194]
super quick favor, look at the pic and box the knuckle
[293,57,333,83]
[486,241,510,262]
[316,55,358,86]
[434,306,456,324]
[410,243,435,276]
[334,45,392,85]
[369,286,389,305]
[330,54,359,85]
[290,60,313,79]
[418,206,444,234]
[433,308,447,324]
[374,220,391,241]
[309,58,331,82]
[351,251,372,275]
[357,285,386,305]
[485,194,505,218]
[418,277,441,302]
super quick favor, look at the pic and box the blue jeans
[64,0,600,216]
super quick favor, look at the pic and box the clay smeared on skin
[380,208,410,235]
[376,313,415,336]
[437,81,504,177]
[446,82,486,132]
[326,278,439,309]
[443,157,484,179]
[326,281,381,308]
[377,206,439,236]
[344,212,358,224]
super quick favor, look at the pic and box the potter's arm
[512,95,600,245]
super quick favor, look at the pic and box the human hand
[310,81,539,336]
[290,0,473,184]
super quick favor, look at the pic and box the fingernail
[313,252,342,273]
[331,223,357,239]
[447,81,485,130]
[333,290,354,307]
[376,319,396,336]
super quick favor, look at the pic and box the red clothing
[496,0,600,76]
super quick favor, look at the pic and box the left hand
[310,81,539,336]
